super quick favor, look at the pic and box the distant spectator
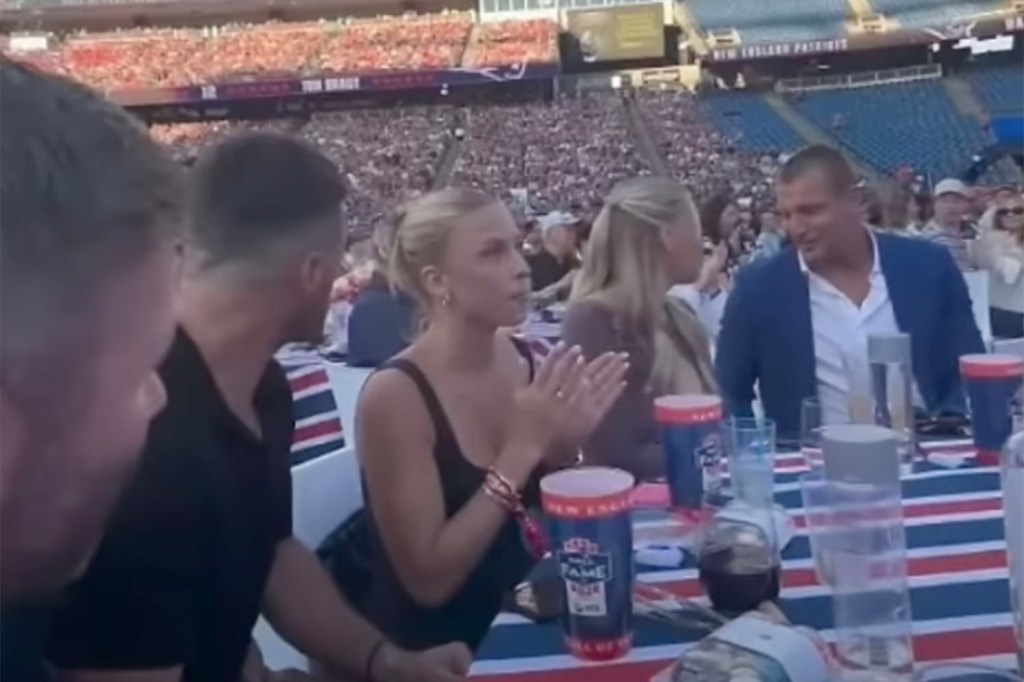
[923,178,974,270]
[877,183,914,235]
[699,193,742,265]
[526,211,580,299]
[750,208,786,261]
[348,220,418,367]
[908,193,932,233]
[975,190,1024,339]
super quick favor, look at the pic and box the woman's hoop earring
[441,293,452,308]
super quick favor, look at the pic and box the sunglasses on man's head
[996,207,1024,217]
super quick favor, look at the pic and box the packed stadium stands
[453,95,650,214]
[634,89,780,205]
[467,19,559,67]
[686,0,848,43]
[12,12,558,92]
[15,14,563,92]
[153,106,455,237]
[7,3,1019,196]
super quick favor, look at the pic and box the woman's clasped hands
[504,343,628,476]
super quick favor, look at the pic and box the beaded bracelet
[483,467,548,559]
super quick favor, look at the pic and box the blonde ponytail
[387,188,494,306]
[571,176,714,395]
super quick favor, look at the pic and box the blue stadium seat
[686,0,847,42]
[790,80,991,178]
[966,64,1024,117]
[703,92,804,154]
[870,0,1003,29]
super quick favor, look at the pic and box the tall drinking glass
[726,417,776,509]
[697,418,781,616]
[824,481,915,680]
[801,397,825,471]
[1003,429,1024,674]
[798,467,835,586]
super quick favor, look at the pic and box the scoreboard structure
[565,3,665,63]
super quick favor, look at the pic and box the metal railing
[776,63,942,93]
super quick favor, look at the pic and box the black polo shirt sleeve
[46,434,210,670]
[263,361,295,543]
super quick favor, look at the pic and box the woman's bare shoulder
[358,362,429,429]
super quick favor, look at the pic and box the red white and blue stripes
[277,347,346,466]
[471,439,1018,680]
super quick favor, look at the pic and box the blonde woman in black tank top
[356,189,628,652]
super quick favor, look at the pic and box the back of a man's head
[0,59,184,596]
[1,58,183,409]
[189,132,346,277]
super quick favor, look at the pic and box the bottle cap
[867,332,911,365]
[821,424,899,486]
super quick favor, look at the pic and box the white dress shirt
[800,231,920,425]
[668,284,727,347]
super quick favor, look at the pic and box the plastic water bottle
[868,333,915,476]
[822,425,915,681]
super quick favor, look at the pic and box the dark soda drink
[698,520,781,617]
[698,549,781,616]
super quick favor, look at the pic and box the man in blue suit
[716,146,984,438]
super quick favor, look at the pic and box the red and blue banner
[112,62,559,107]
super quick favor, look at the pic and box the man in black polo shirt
[1,61,184,681]
[46,133,470,682]
[526,211,580,301]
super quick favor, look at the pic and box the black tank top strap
[376,358,465,473]
[509,335,536,382]
[378,358,447,427]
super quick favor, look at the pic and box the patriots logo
[562,538,600,555]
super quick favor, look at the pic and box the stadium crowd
[13,12,560,92]
[152,106,453,239]
[635,89,781,208]
[452,94,650,215]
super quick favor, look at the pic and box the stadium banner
[111,62,559,107]
[706,14,1023,62]
[565,4,665,63]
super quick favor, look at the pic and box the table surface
[470,439,1017,681]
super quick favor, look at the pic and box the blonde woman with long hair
[355,188,627,652]
[563,176,716,479]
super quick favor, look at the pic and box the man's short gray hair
[1,59,184,412]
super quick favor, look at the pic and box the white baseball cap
[933,178,969,198]
[537,211,578,233]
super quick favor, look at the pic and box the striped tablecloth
[471,439,1017,681]
[276,345,347,465]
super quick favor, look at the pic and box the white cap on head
[933,178,968,198]
[538,211,578,234]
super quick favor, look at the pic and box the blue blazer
[715,233,985,437]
